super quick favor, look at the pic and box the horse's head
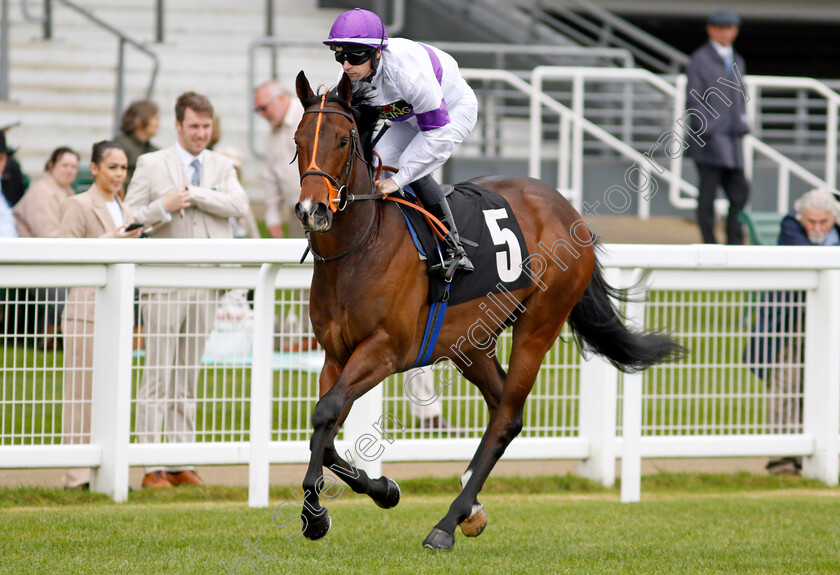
[293,71,362,233]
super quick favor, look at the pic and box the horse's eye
[340,137,349,148]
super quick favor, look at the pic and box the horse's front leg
[319,393,401,508]
[324,438,401,508]
[301,331,398,540]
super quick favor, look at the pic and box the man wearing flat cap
[686,10,750,244]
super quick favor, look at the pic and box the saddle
[397,181,532,305]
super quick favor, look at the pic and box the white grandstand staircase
[3,0,838,217]
[396,0,840,216]
[0,0,341,197]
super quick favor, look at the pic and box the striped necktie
[190,158,201,186]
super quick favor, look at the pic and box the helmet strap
[365,50,382,82]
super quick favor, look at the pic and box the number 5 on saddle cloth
[399,181,532,305]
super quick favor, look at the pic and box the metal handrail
[744,75,840,190]
[0,0,8,100]
[521,0,688,74]
[19,0,159,132]
[528,67,839,216]
[20,0,51,38]
[525,66,696,215]
[246,37,635,159]
[569,0,688,71]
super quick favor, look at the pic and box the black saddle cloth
[398,181,532,306]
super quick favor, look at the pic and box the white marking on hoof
[459,503,488,537]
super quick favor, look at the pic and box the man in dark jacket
[686,10,750,244]
[750,189,840,475]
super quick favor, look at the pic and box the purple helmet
[324,8,388,50]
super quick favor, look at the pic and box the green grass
[1,474,838,574]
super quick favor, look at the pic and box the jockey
[325,8,476,275]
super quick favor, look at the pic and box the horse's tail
[567,251,685,373]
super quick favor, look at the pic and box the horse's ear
[296,71,314,103]
[337,73,353,105]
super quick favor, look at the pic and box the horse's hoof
[459,503,488,537]
[422,527,455,551]
[302,509,331,541]
[373,477,401,509]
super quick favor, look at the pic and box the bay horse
[292,71,681,550]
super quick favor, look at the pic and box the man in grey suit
[125,91,250,489]
[686,10,750,244]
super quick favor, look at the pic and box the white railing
[246,36,840,217]
[519,67,840,217]
[1,240,839,506]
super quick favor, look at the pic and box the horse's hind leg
[455,356,506,537]
[422,352,512,550]
[423,314,567,551]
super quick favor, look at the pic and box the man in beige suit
[125,91,249,489]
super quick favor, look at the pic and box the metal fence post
[620,268,646,503]
[155,0,164,43]
[265,0,276,78]
[578,270,619,487]
[114,37,125,136]
[0,0,8,101]
[44,0,52,39]
[90,263,135,503]
[802,269,840,485]
[249,263,282,507]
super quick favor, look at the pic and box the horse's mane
[300,81,380,165]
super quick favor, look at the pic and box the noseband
[299,93,366,212]
[299,92,377,264]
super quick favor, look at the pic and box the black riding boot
[410,175,475,276]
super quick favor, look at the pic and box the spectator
[0,132,16,237]
[253,80,304,239]
[0,122,28,207]
[125,91,249,489]
[58,140,142,489]
[686,10,750,245]
[114,99,160,188]
[13,147,80,348]
[252,81,317,351]
[748,189,840,475]
[0,193,16,237]
[209,114,222,150]
[13,147,79,237]
[0,144,16,330]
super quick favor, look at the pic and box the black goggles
[333,49,373,66]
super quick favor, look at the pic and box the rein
[304,200,377,263]
[299,93,449,263]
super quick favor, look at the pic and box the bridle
[298,92,376,263]
[297,92,450,264]
[299,93,366,213]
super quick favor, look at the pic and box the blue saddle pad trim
[399,209,427,258]
[412,283,451,367]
